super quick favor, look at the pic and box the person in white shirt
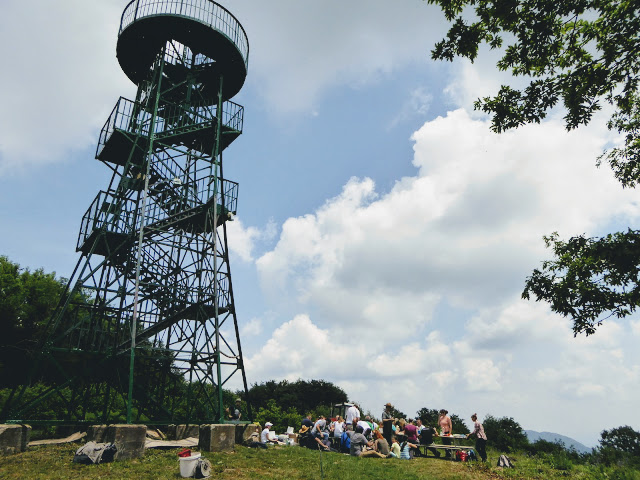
[357,419,371,438]
[311,416,329,441]
[261,422,278,444]
[332,416,344,438]
[345,404,360,425]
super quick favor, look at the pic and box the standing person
[345,403,360,426]
[332,415,344,438]
[382,403,394,445]
[438,409,453,458]
[230,398,242,420]
[466,413,488,462]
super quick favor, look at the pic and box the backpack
[73,441,117,464]
[497,454,514,468]
[195,457,212,479]
[455,450,468,462]
[341,431,351,452]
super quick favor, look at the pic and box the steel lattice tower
[3,0,251,426]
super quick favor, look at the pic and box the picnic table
[415,434,473,459]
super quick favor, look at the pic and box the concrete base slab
[87,424,146,461]
[28,431,86,446]
[0,425,31,455]
[199,424,235,452]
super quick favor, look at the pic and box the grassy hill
[1,443,639,480]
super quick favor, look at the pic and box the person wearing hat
[299,425,330,451]
[298,425,314,449]
[261,422,279,444]
[230,398,242,421]
[382,403,394,445]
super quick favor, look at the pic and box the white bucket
[179,452,201,478]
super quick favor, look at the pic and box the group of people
[286,403,488,462]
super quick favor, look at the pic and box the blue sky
[2,0,640,447]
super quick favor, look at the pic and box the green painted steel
[1,0,252,427]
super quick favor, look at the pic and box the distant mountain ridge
[525,430,592,453]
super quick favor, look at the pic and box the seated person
[396,433,419,460]
[311,415,330,441]
[372,430,391,457]
[418,425,441,457]
[340,424,354,453]
[301,414,314,429]
[389,435,401,458]
[350,425,385,458]
[261,422,281,445]
[404,419,419,443]
[299,425,331,451]
[248,425,267,449]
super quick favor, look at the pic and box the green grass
[1,444,639,480]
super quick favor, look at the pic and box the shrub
[254,399,302,434]
[482,415,529,453]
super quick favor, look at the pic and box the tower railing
[77,176,238,254]
[77,190,138,253]
[96,96,244,162]
[119,0,249,68]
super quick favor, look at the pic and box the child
[398,434,418,460]
[389,435,401,458]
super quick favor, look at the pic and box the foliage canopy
[428,0,640,335]
[600,425,640,456]
[482,414,529,452]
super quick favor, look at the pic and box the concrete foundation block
[199,424,235,452]
[87,424,146,461]
[0,425,30,455]
[236,423,259,446]
[86,425,109,443]
[167,424,199,440]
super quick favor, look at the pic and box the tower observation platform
[2,0,253,427]
[117,0,248,100]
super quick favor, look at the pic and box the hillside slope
[525,430,592,453]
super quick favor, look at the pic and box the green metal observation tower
[2,0,251,426]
